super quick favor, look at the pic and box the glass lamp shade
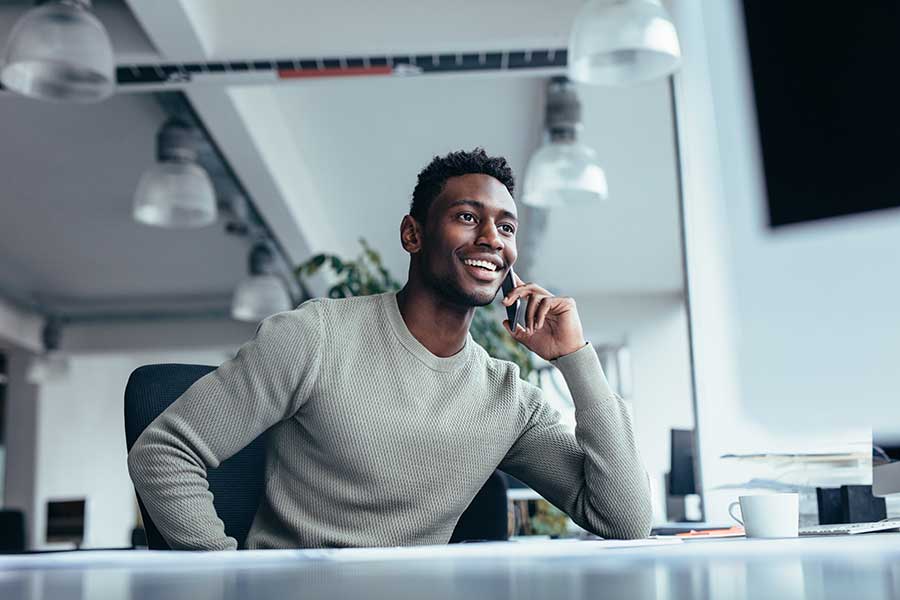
[0,1,115,102]
[26,352,71,384]
[568,0,681,86]
[522,141,609,207]
[231,274,293,322]
[133,161,218,228]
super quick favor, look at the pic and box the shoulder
[307,292,385,320]
[261,296,323,329]
[258,293,390,347]
[262,293,383,328]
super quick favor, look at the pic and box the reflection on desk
[1,534,899,600]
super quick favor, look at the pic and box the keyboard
[800,520,900,536]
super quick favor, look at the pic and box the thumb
[504,320,525,339]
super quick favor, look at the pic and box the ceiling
[0,0,684,327]
[0,92,250,317]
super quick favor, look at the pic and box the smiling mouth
[461,258,500,272]
[460,258,502,282]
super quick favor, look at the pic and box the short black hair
[410,148,515,226]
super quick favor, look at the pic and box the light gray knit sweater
[128,292,652,550]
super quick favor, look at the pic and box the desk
[2,534,899,600]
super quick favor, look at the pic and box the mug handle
[728,501,743,526]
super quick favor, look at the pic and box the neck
[396,275,475,358]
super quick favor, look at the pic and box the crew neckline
[381,291,473,372]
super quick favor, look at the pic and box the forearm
[552,344,652,539]
[128,423,237,551]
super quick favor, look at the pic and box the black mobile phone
[501,269,519,331]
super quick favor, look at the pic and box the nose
[476,220,504,251]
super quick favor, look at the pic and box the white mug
[728,493,799,538]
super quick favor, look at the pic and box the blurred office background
[1,0,896,551]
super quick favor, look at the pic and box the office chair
[125,363,509,549]
[125,364,267,550]
[449,471,508,543]
[0,509,26,553]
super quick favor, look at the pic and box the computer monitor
[45,499,85,548]
[668,429,697,497]
[742,3,900,228]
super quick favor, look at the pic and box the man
[128,148,652,550]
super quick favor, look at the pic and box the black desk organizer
[816,484,887,525]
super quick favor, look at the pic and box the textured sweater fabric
[128,292,652,550]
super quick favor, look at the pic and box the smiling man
[128,148,653,550]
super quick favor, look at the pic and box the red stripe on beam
[278,66,393,79]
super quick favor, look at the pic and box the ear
[400,215,423,254]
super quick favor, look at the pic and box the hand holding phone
[499,269,589,360]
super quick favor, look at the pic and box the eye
[500,223,516,235]
[457,212,476,223]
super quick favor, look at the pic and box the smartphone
[501,269,519,331]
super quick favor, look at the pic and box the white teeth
[463,259,497,271]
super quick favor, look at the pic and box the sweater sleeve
[498,343,652,540]
[127,300,323,550]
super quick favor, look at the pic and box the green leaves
[296,254,327,277]
[294,239,535,380]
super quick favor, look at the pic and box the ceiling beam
[0,296,43,353]
[186,85,349,263]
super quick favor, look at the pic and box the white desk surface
[2,534,899,600]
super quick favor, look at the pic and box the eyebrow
[446,199,518,224]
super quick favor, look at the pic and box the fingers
[502,281,553,306]
[535,296,555,330]
[503,319,526,338]
[501,279,556,334]
[525,294,550,333]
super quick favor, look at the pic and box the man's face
[418,173,518,307]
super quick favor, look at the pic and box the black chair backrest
[450,471,509,543]
[124,364,268,549]
[125,363,508,549]
[0,510,26,553]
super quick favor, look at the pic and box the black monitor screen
[46,499,85,545]
[742,3,900,227]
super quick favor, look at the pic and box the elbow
[614,510,653,540]
[601,496,653,540]
[613,469,655,539]
[581,503,653,540]
[601,510,651,540]
[622,489,655,539]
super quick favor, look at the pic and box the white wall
[672,0,873,523]
[683,0,900,430]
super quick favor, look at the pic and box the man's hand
[501,272,587,361]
